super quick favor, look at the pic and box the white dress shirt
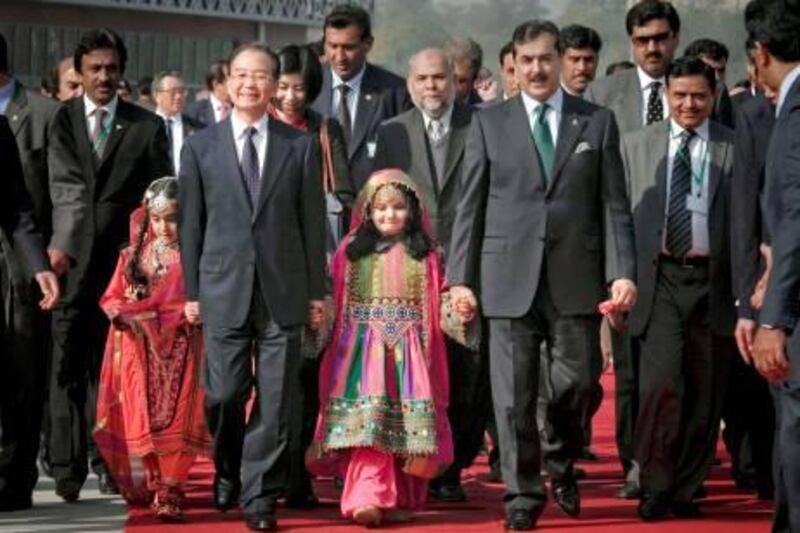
[421,104,454,139]
[521,87,563,147]
[664,118,711,257]
[209,94,230,123]
[332,65,366,126]
[84,93,118,137]
[777,63,800,116]
[637,66,669,126]
[157,111,184,174]
[230,110,268,175]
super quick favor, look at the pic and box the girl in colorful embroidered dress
[309,169,453,527]
[94,178,210,522]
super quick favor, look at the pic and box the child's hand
[451,285,477,324]
[184,301,202,325]
[307,300,326,332]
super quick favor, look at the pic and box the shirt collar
[521,87,564,117]
[156,110,182,123]
[637,65,666,91]
[209,94,228,112]
[230,109,269,140]
[669,117,709,142]
[776,63,800,116]
[332,64,366,93]
[84,94,118,119]
[421,103,454,130]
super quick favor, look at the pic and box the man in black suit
[448,20,636,529]
[179,43,326,532]
[749,2,800,530]
[152,70,205,174]
[47,28,171,502]
[185,60,230,128]
[624,58,736,521]
[311,4,408,191]
[373,47,482,502]
[0,32,60,510]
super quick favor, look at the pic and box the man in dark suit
[179,43,326,532]
[373,47,482,502]
[152,70,205,174]
[584,1,681,498]
[749,1,800,530]
[0,113,60,512]
[185,60,230,128]
[448,20,636,529]
[310,4,408,191]
[623,58,735,521]
[684,38,735,128]
[47,28,171,502]
[0,32,61,511]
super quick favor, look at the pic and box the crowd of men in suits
[0,0,799,531]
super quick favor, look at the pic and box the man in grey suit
[448,20,636,530]
[179,43,326,532]
[622,58,736,521]
[584,1,681,498]
[749,1,800,530]
[373,48,484,502]
[311,4,408,191]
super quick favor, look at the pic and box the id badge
[686,194,708,215]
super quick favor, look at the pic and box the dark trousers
[634,260,731,502]
[613,329,639,477]
[0,249,50,497]
[489,284,601,513]
[289,354,319,499]
[203,285,302,513]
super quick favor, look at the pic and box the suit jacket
[759,75,800,331]
[372,103,472,255]
[622,120,736,337]
[184,98,215,128]
[447,93,635,318]
[311,63,409,191]
[731,93,775,320]
[0,115,48,277]
[585,68,647,135]
[179,117,326,328]
[48,97,171,301]
[306,109,354,202]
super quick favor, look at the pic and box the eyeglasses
[632,32,673,47]
[230,71,273,86]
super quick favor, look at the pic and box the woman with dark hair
[273,44,355,256]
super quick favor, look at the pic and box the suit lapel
[98,102,132,169]
[253,119,291,220]
[508,96,544,192]
[547,95,587,195]
[440,104,469,193]
[348,65,379,159]
[5,84,29,137]
[651,125,670,220]
[707,124,727,210]
[219,119,253,216]
[69,99,96,182]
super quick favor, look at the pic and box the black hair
[125,178,179,296]
[559,24,603,54]
[205,60,228,91]
[745,0,800,63]
[324,4,373,42]
[606,60,636,76]
[512,20,562,55]
[345,185,435,262]
[73,28,128,74]
[227,42,279,78]
[307,39,325,59]
[276,44,323,104]
[0,33,7,74]
[666,56,717,92]
[684,38,729,62]
[137,76,153,97]
[118,78,133,93]
[498,41,514,65]
[625,0,681,36]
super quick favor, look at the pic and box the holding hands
[450,285,478,324]
[184,301,202,325]
[307,299,327,332]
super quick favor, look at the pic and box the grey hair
[151,70,183,95]
[443,37,483,75]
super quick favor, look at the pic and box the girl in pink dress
[309,169,453,527]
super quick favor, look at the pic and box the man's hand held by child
[307,299,326,332]
[450,285,478,324]
[184,301,202,325]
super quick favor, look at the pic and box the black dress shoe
[672,500,702,518]
[245,513,277,531]
[637,494,671,521]
[552,480,580,517]
[55,478,82,503]
[430,483,467,502]
[98,473,120,495]
[505,508,536,530]
[574,467,587,480]
[0,493,32,512]
[213,476,241,512]
[285,492,320,509]
[616,480,641,500]
[578,448,599,461]
[693,485,708,499]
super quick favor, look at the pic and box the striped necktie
[91,108,109,156]
[665,129,696,258]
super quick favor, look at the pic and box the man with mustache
[47,27,171,502]
[372,48,479,503]
[584,0,681,500]
[560,25,602,98]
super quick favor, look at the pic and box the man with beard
[560,25,602,97]
[584,0,681,500]
[372,48,480,502]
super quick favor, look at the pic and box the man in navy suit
[179,43,326,532]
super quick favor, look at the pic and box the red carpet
[126,372,773,532]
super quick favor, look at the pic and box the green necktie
[532,103,555,185]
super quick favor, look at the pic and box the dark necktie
[241,127,261,208]
[164,118,174,159]
[336,84,352,145]
[646,81,664,125]
[665,129,695,258]
[91,108,109,156]
[532,103,555,186]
